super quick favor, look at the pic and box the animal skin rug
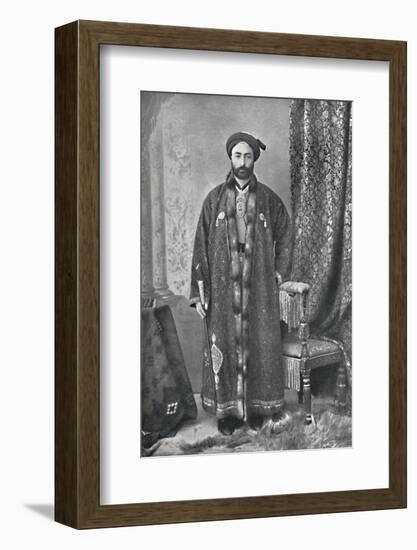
[144,404,352,457]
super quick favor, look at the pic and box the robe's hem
[201,396,242,419]
[202,395,284,418]
[247,399,285,416]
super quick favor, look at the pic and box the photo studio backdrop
[141,92,291,390]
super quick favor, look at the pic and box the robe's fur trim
[225,174,257,420]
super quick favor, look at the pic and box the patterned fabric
[141,305,197,449]
[289,99,352,383]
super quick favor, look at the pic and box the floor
[144,388,350,457]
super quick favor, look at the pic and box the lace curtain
[289,99,352,382]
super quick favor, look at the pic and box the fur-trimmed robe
[190,173,291,420]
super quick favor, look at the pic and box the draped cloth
[289,99,352,384]
[141,305,197,450]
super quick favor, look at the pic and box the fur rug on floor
[145,405,352,457]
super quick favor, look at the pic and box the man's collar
[235,182,250,193]
[229,174,256,191]
[225,172,257,191]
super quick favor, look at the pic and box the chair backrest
[279,281,310,331]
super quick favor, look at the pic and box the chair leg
[301,364,312,425]
[298,376,304,404]
[335,363,347,412]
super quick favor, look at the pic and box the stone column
[140,145,154,298]
[149,107,173,300]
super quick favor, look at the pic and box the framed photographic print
[55,20,406,528]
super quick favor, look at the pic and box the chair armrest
[280,281,310,295]
[141,296,156,309]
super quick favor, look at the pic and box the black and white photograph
[2,0,410,543]
[140,91,352,457]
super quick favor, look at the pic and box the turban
[226,132,266,161]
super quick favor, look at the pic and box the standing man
[190,131,292,435]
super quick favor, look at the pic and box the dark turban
[226,132,266,161]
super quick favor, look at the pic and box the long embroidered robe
[190,173,291,420]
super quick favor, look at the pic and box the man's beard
[232,165,253,180]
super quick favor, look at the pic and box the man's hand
[276,271,283,287]
[196,302,206,319]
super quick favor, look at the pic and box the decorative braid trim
[249,398,285,407]
[202,396,284,416]
[201,396,241,419]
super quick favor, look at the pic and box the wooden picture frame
[55,20,407,528]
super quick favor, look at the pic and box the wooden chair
[279,281,347,424]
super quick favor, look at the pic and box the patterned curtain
[289,99,352,383]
